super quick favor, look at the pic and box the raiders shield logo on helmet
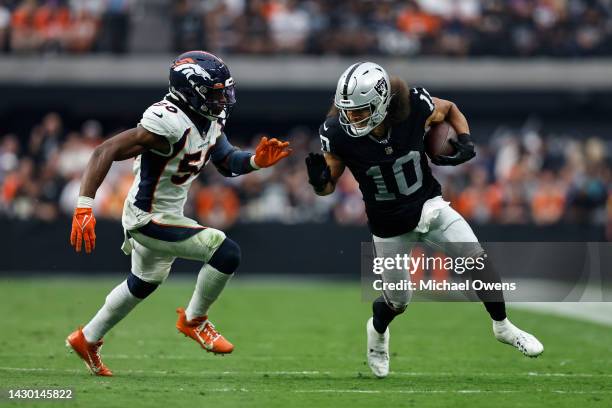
[374,78,388,97]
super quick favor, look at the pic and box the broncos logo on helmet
[173,62,213,84]
[169,51,236,120]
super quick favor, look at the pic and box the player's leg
[183,236,240,320]
[176,236,239,354]
[371,233,418,333]
[128,216,238,353]
[66,242,173,376]
[422,207,506,321]
[423,206,543,357]
[367,232,418,377]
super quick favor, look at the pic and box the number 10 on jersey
[365,151,423,201]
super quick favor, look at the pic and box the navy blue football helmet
[169,51,236,120]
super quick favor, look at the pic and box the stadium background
[1,0,611,276]
[0,0,610,275]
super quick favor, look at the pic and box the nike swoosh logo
[153,112,163,118]
[323,123,329,131]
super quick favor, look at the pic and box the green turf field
[0,277,610,408]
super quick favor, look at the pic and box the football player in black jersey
[306,62,543,378]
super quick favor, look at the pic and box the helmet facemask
[336,94,388,137]
[197,84,236,120]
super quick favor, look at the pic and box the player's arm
[426,98,469,134]
[426,97,475,166]
[210,134,292,177]
[305,152,345,196]
[71,126,169,254]
[79,126,169,198]
[307,119,346,195]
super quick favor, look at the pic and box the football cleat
[366,317,390,378]
[176,308,234,354]
[65,327,113,376]
[493,318,544,357]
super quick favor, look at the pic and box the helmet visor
[202,85,237,116]
[198,85,236,117]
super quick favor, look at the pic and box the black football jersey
[319,87,442,238]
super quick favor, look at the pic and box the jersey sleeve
[410,87,436,125]
[209,133,235,163]
[139,102,185,155]
[318,116,341,155]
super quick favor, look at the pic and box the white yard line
[292,389,612,394]
[1,366,610,378]
[509,302,612,326]
[106,354,300,361]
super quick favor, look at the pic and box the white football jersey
[122,96,223,231]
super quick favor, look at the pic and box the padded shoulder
[140,99,189,145]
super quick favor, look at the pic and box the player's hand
[432,133,475,166]
[70,207,96,254]
[305,152,331,192]
[253,136,292,168]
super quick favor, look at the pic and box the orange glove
[253,136,292,168]
[70,206,96,254]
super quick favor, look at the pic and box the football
[424,121,457,159]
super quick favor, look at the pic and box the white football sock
[82,280,141,343]
[493,318,512,329]
[186,264,233,321]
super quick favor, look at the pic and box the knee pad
[127,272,159,299]
[467,250,488,273]
[388,300,409,314]
[382,290,410,314]
[208,238,241,274]
[463,243,486,260]
[472,248,487,260]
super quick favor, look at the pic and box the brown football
[424,122,457,159]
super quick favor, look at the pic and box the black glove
[305,153,331,193]
[431,133,476,166]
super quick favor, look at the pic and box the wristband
[76,196,94,209]
[457,133,473,144]
[249,155,260,170]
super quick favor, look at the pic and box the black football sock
[372,295,404,334]
[482,301,507,322]
[472,256,507,321]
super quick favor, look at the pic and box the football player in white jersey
[66,51,292,376]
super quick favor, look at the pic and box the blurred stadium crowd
[0,0,130,54]
[0,113,610,235]
[1,0,611,57]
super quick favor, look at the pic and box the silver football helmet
[334,62,391,137]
